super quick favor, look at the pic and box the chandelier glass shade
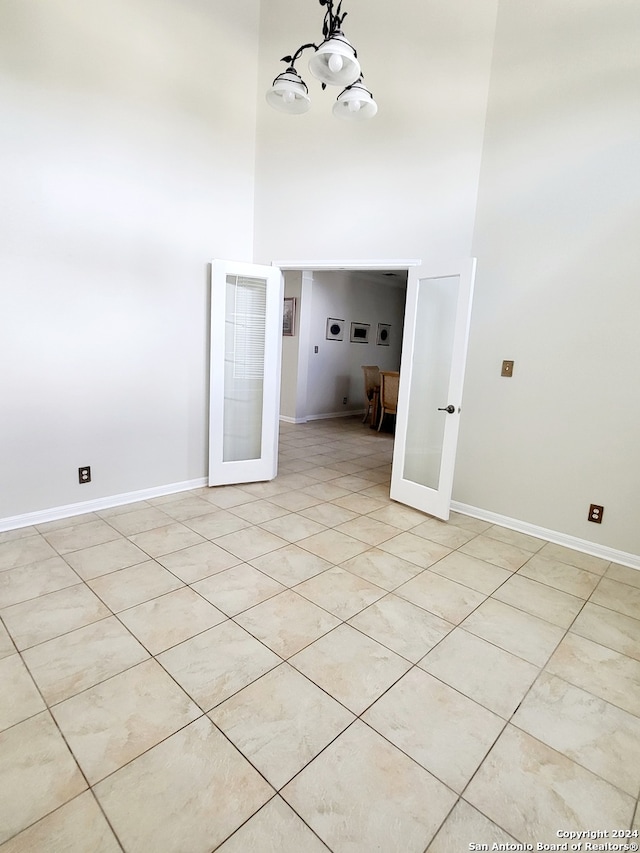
[266,0,377,120]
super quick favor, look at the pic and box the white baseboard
[304,410,366,421]
[0,478,208,533]
[451,501,640,571]
[279,416,308,424]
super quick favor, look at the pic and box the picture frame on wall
[326,318,344,341]
[376,323,391,346]
[283,297,296,336]
[350,322,370,343]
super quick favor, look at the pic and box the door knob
[438,405,455,414]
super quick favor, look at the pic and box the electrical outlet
[342,397,348,404]
[588,503,604,523]
[501,360,514,377]
[78,466,91,484]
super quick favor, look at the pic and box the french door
[208,260,284,486]
[390,259,476,520]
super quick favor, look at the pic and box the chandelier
[266,0,378,121]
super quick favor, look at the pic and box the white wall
[0,0,261,517]
[455,0,640,554]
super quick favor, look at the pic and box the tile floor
[1,417,639,852]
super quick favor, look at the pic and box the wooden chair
[361,365,380,425]
[377,370,399,431]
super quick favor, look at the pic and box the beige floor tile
[97,500,153,518]
[492,574,584,628]
[335,515,401,546]
[419,628,539,718]
[396,570,486,623]
[213,527,289,561]
[366,503,427,530]
[118,587,225,654]
[428,550,512,595]
[155,495,216,521]
[410,518,477,549]
[513,671,640,796]
[427,799,517,852]
[228,499,291,523]
[0,654,46,732]
[340,547,422,590]
[332,493,387,515]
[606,562,640,589]
[267,491,325,512]
[64,537,150,580]
[0,556,80,608]
[464,725,635,844]
[290,624,411,715]
[158,620,280,710]
[359,483,393,501]
[537,543,609,575]
[156,540,241,583]
[52,658,201,784]
[0,527,38,545]
[94,717,274,853]
[105,506,173,536]
[0,620,15,660]
[295,566,385,620]
[250,544,332,586]
[0,536,58,572]
[216,796,330,853]
[590,577,640,620]
[297,529,369,563]
[129,522,206,558]
[299,502,358,526]
[1,584,110,650]
[378,532,451,570]
[545,633,640,716]
[301,482,350,502]
[260,513,327,543]
[42,520,122,555]
[0,712,86,845]
[364,668,504,792]
[329,474,374,492]
[22,616,149,705]
[570,602,640,661]
[193,564,285,616]
[88,560,184,611]
[210,663,354,789]
[447,511,491,533]
[483,525,546,552]
[349,594,453,662]
[0,790,121,853]
[461,598,565,666]
[36,513,101,533]
[199,485,257,509]
[184,509,251,538]
[460,535,531,571]
[281,720,456,853]
[517,553,601,598]
[235,590,340,658]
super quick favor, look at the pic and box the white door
[208,259,283,486]
[390,259,476,520]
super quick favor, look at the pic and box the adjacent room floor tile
[545,633,640,716]
[512,671,640,796]
[94,717,274,853]
[22,616,149,705]
[570,602,640,661]
[294,566,386,620]
[0,712,86,845]
[289,623,411,715]
[0,556,80,608]
[459,535,531,571]
[192,564,285,616]
[216,796,330,853]
[349,594,454,662]
[427,799,517,853]
[492,573,584,628]
[464,725,635,844]
[52,658,201,784]
[158,620,281,710]
[363,667,504,792]
[235,590,340,658]
[396,570,486,623]
[209,663,354,789]
[87,560,184,611]
[0,654,46,732]
[517,554,601,599]
[117,587,226,654]
[461,597,565,666]
[1,584,111,650]
[156,540,241,583]
[250,544,332,586]
[281,720,457,853]
[0,790,121,853]
[419,627,539,718]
